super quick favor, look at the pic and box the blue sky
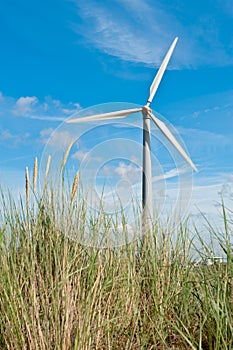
[0,0,232,232]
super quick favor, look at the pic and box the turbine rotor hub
[142,105,152,118]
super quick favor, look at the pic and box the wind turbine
[67,37,197,231]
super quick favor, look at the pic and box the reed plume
[60,141,74,173]
[71,172,79,202]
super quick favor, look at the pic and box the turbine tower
[67,38,197,231]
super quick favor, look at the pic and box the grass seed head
[45,154,51,180]
[25,166,30,203]
[33,157,38,192]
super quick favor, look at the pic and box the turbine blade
[147,37,178,105]
[66,108,142,123]
[148,111,198,172]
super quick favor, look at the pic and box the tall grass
[0,159,232,349]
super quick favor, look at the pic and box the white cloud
[62,103,81,115]
[114,161,141,182]
[15,96,38,115]
[72,149,90,161]
[0,93,81,121]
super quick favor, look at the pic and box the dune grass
[0,161,232,349]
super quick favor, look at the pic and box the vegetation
[0,157,232,349]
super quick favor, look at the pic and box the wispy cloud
[0,128,30,147]
[217,0,233,17]
[72,0,232,68]
[178,127,232,150]
[177,90,233,122]
[187,173,233,231]
[152,166,189,182]
[39,128,75,149]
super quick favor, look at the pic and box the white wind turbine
[67,37,198,230]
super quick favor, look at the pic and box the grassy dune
[0,160,232,349]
